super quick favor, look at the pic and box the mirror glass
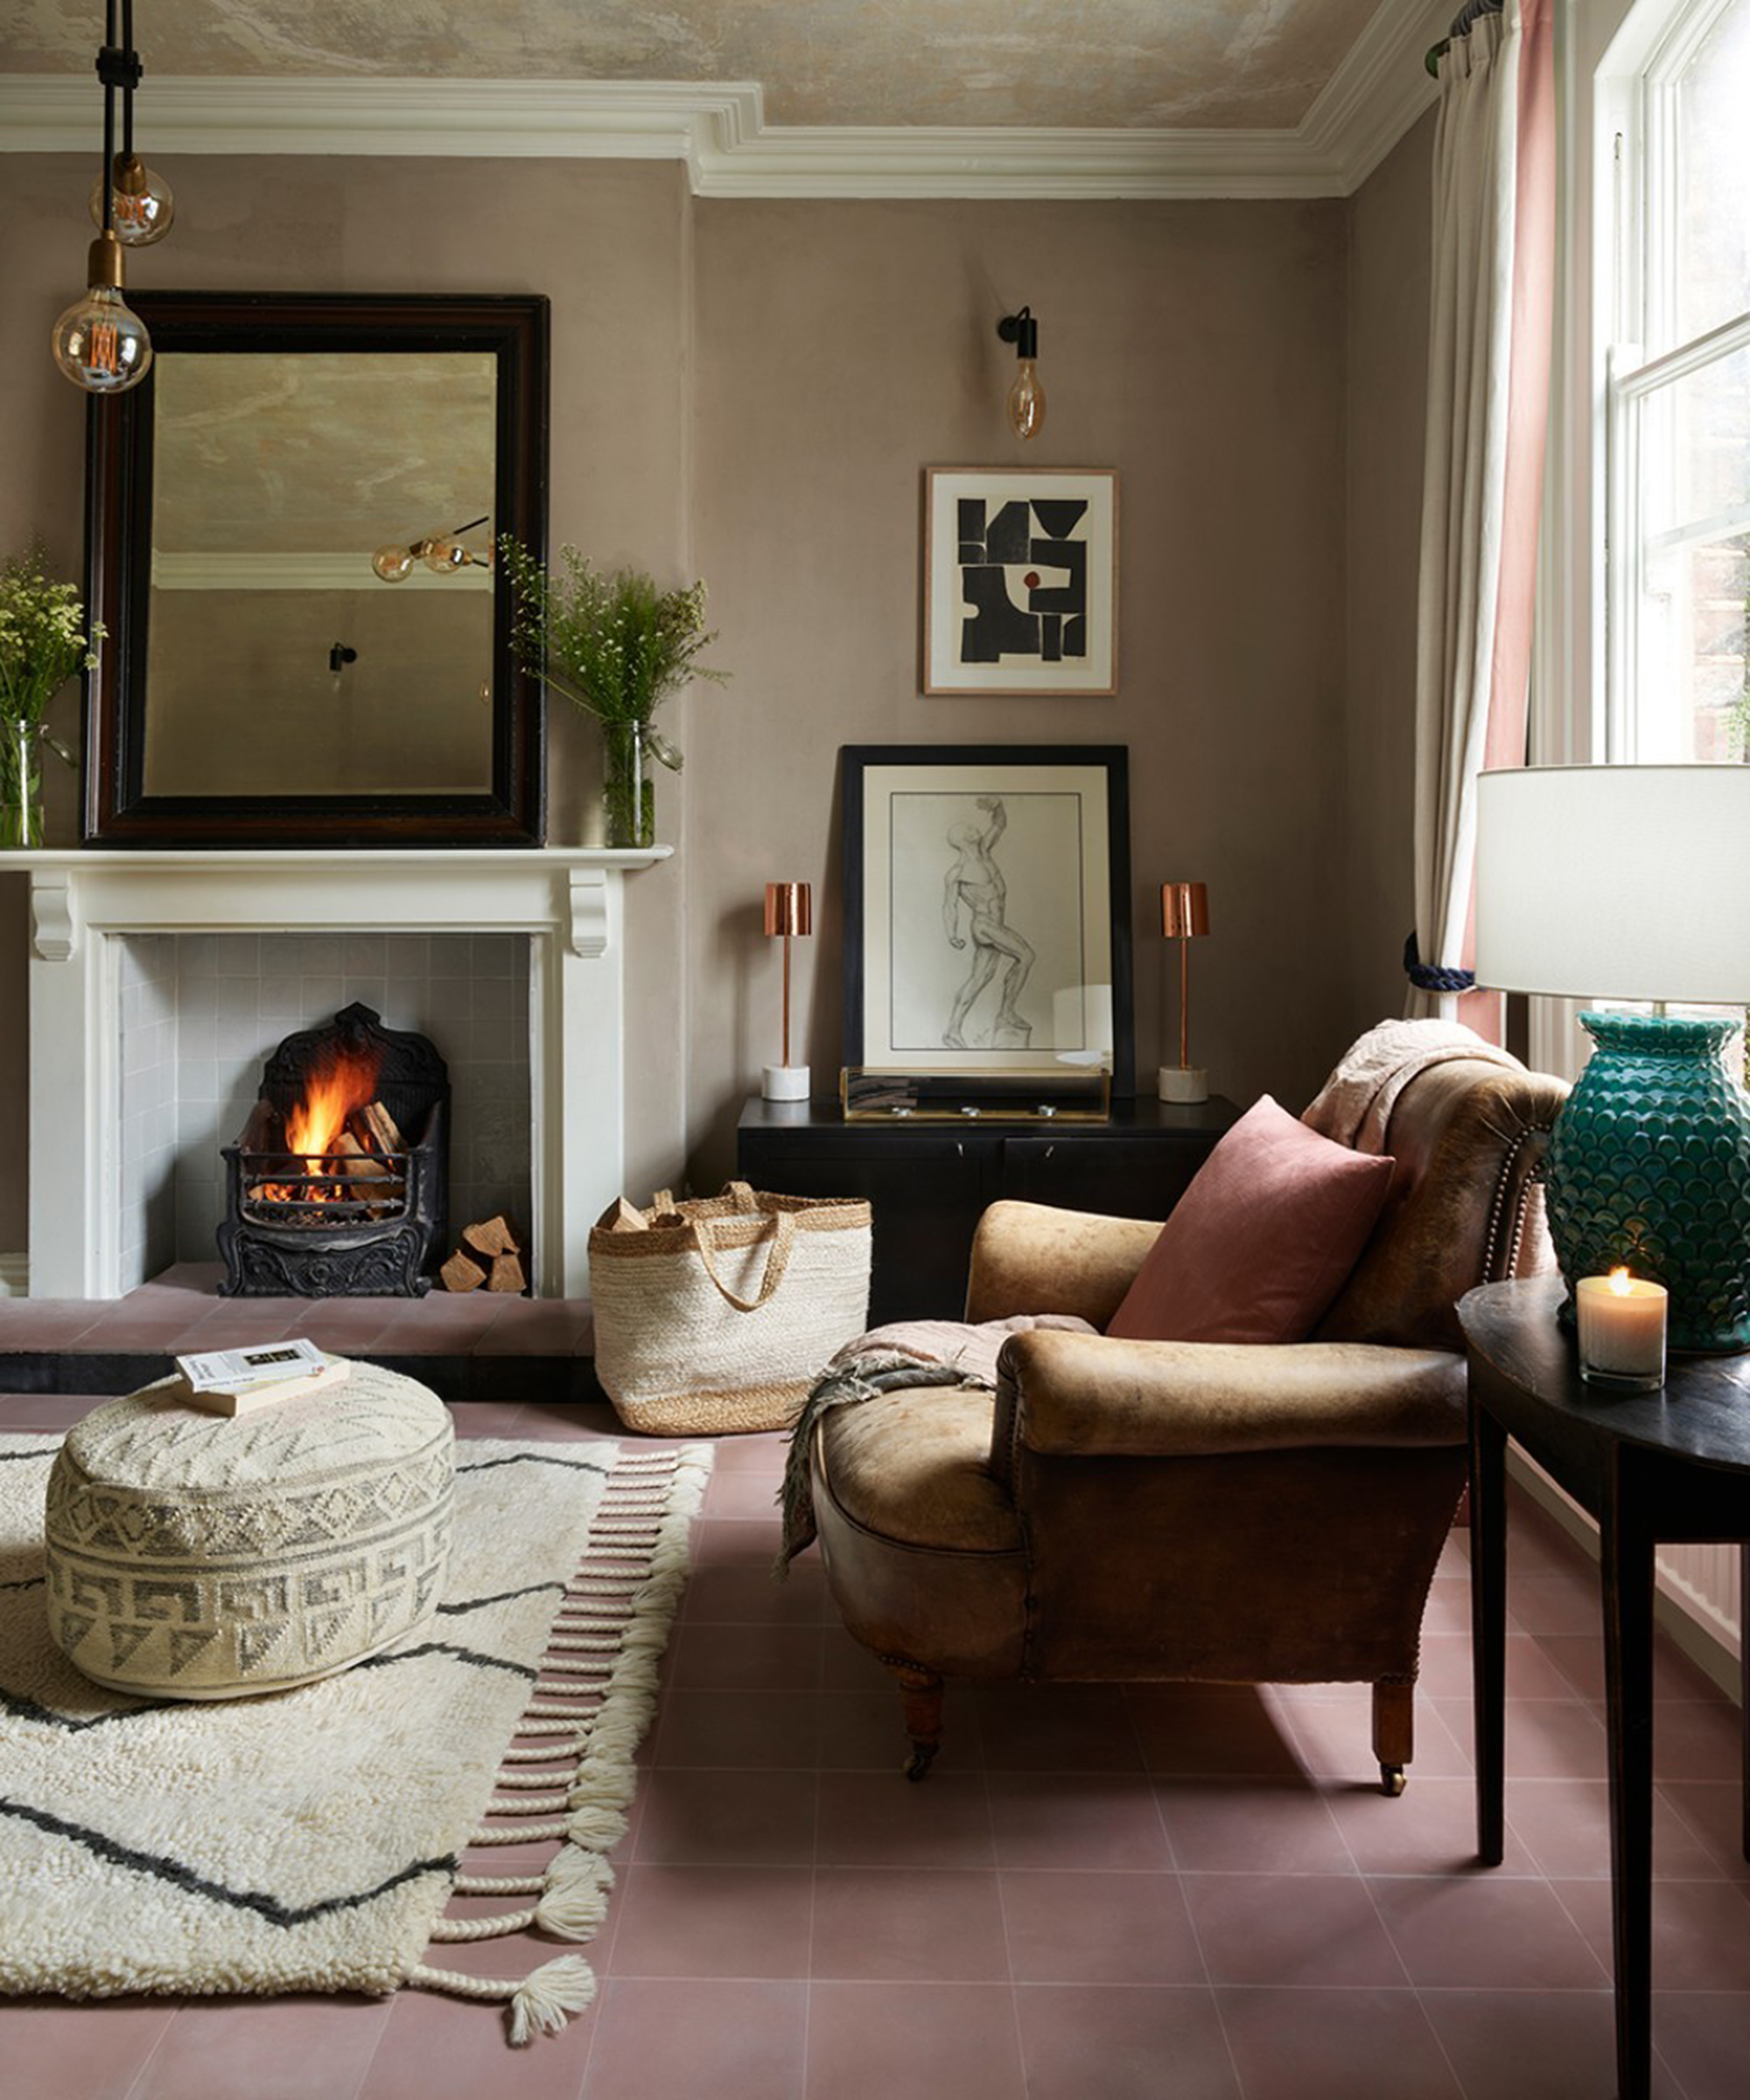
[84,293,548,846]
[144,352,497,798]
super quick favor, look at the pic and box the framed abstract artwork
[922,467,1118,696]
[841,745,1134,1095]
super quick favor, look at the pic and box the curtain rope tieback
[1404,931,1476,994]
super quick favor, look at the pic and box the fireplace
[218,1003,450,1298]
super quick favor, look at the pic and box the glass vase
[0,718,46,850]
[601,720,655,850]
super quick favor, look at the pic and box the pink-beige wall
[0,143,1432,1259]
[1342,112,1436,1032]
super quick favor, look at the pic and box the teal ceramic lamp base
[1548,1012,1750,1354]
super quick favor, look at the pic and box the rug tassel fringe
[409,1955,597,2045]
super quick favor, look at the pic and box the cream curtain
[1410,0,1555,1022]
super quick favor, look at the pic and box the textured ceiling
[3,1,1386,130]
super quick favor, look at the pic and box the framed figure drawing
[923,468,1118,696]
[842,746,1134,1096]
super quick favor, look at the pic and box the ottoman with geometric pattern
[43,1362,454,1699]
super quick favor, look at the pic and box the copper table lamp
[1158,880,1211,1103]
[763,880,813,1102]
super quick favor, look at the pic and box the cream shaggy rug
[0,1432,710,2042]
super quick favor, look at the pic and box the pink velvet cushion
[1106,1096,1394,1345]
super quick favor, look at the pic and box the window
[1606,0,1750,760]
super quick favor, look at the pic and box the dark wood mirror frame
[82,290,549,847]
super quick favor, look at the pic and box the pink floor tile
[664,1620,822,1692]
[1530,1628,1731,1705]
[816,1685,969,1771]
[1126,1684,1307,1779]
[1279,1689,1474,1783]
[1506,1775,1726,1881]
[1217,1984,1463,2099]
[811,1866,1009,1982]
[632,1768,817,1867]
[1012,1983,1240,2100]
[1431,1694,1608,1780]
[1507,1572,1614,1637]
[681,1561,832,1627]
[1416,1630,1578,1701]
[1326,1774,1538,1877]
[1648,1696,1747,1784]
[351,1978,596,2100]
[130,1994,394,2100]
[1662,1782,1750,1881]
[699,1467,784,1521]
[1154,1776,1355,1875]
[805,1980,1026,2100]
[0,1998,181,2100]
[1420,1577,1477,1635]
[815,1771,996,1870]
[984,1771,1172,1872]
[970,1682,1146,1773]
[1368,1873,1609,1988]
[606,1863,811,1978]
[1418,1986,1685,2100]
[1648,1991,1750,2100]
[1550,1872,1750,1992]
[649,1685,818,1768]
[1183,1870,1409,1987]
[817,1625,900,1691]
[584,1978,806,2100]
[1000,1868,1205,1984]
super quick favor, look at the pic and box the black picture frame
[841,744,1134,1096]
[81,290,549,847]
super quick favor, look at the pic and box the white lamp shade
[1475,765,1750,1004]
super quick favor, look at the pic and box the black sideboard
[737,1094,1238,1326]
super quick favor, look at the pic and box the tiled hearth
[0,1399,1744,2100]
[0,1264,599,1405]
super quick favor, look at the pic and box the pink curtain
[1409,0,1556,1035]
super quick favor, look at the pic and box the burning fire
[259,1043,385,1205]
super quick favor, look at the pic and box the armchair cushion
[1106,1096,1395,1345]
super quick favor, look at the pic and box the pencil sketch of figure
[942,796,1035,1048]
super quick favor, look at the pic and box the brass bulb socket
[86,230,126,290]
[112,151,149,197]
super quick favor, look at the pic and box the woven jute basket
[589,1181,872,1434]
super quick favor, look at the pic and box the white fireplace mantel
[0,847,670,1299]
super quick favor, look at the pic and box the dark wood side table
[1460,1274,1750,2100]
[738,1094,1237,1326]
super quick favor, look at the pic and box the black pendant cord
[122,0,135,156]
[101,0,116,236]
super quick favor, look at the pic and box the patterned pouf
[43,1363,454,1699]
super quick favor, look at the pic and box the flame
[256,1042,383,1207]
[1608,1266,1633,1296]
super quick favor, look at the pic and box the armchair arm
[965,1200,1161,1326]
[990,1326,1466,1478]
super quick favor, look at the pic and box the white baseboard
[1508,1449,1743,1701]
[0,1253,26,1297]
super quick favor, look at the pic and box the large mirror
[83,292,548,845]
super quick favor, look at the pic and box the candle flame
[1608,1266,1633,1296]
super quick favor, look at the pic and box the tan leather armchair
[805,1055,1566,1790]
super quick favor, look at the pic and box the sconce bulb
[423,537,469,574]
[51,265,152,395]
[371,544,416,583]
[89,155,176,248]
[1007,359,1046,441]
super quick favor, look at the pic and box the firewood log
[595,1196,648,1233]
[463,1214,522,1258]
[357,1099,404,1155]
[441,1247,487,1292]
[330,1130,402,1215]
[488,1251,528,1294]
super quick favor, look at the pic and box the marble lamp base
[1158,1065,1209,1105]
[762,1064,811,1102]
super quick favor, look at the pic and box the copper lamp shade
[1160,881,1210,941]
[764,881,813,938]
[1158,881,1211,1103]
[763,882,813,1100]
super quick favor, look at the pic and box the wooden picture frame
[841,744,1134,1096]
[922,467,1118,696]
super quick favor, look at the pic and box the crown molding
[0,7,1447,201]
[152,551,491,592]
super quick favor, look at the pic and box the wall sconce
[762,881,813,1102]
[997,306,1046,440]
[372,516,493,583]
[1158,880,1211,1103]
[51,1,163,394]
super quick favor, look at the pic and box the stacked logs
[440,1214,527,1294]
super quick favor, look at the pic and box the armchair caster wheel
[1380,1763,1406,1797]
[904,1745,939,1782]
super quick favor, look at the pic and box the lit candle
[1576,1268,1668,1390]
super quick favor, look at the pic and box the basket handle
[690,1208,797,1312]
[724,1181,761,1213]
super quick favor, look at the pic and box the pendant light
[87,2,174,247]
[371,517,494,582]
[51,2,159,395]
[997,306,1046,440]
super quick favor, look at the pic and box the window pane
[1634,343,1750,758]
[1675,0,1750,345]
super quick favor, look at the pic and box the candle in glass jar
[1576,1268,1668,1389]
